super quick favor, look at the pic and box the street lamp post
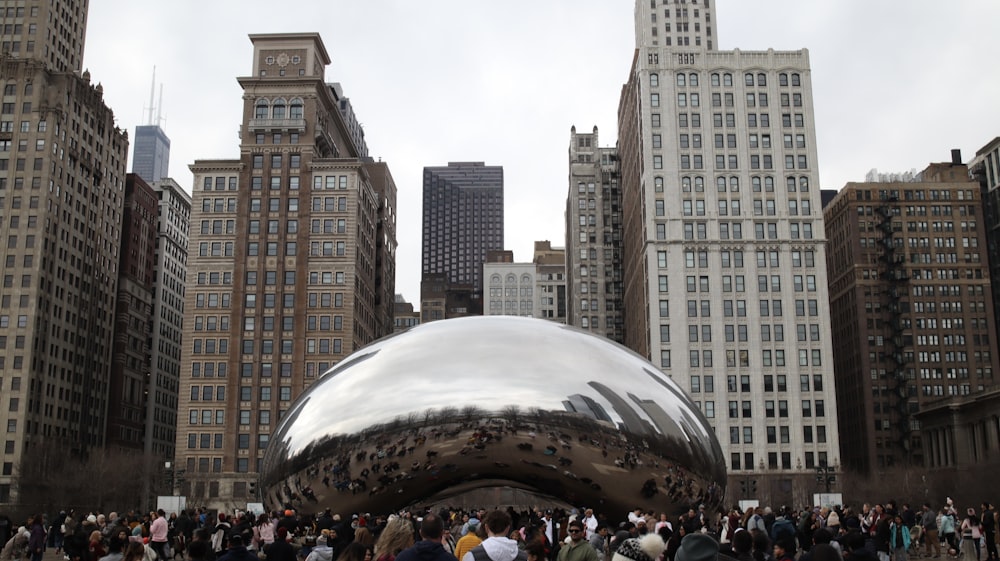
[815,465,835,493]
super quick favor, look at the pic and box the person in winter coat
[217,535,260,561]
[2,526,29,561]
[263,528,295,561]
[307,533,337,561]
[28,515,46,561]
[555,520,595,561]
[211,515,232,553]
[890,515,911,561]
[392,515,455,561]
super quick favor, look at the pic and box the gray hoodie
[462,537,521,561]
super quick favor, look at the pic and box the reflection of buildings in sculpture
[587,382,656,437]
[562,394,614,423]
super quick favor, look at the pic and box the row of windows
[726,450,830,472]
[666,72,803,88]
[691,373,825,394]
[238,338,344,355]
[656,112,806,129]
[190,362,228,378]
[253,98,304,120]
[727,425,828,445]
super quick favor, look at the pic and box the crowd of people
[1,499,998,561]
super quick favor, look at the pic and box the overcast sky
[83,1,999,306]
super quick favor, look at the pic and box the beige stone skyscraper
[565,126,624,342]
[615,0,841,504]
[174,33,397,508]
[0,0,129,509]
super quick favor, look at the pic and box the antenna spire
[157,83,164,130]
[147,66,157,125]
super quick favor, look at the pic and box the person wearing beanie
[557,521,596,561]
[610,534,666,561]
[264,528,295,561]
[454,519,483,561]
[306,531,335,561]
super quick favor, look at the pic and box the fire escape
[876,191,911,464]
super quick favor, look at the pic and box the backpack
[470,544,527,561]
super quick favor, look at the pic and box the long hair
[123,542,146,561]
[374,518,414,559]
[354,527,374,547]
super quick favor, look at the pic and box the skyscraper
[132,126,171,183]
[824,155,998,473]
[0,0,87,73]
[565,126,624,342]
[616,0,840,501]
[131,71,171,183]
[174,33,397,508]
[0,0,129,509]
[420,162,503,321]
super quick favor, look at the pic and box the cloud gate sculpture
[260,316,726,515]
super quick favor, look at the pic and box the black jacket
[394,540,457,561]
[264,541,297,561]
[218,545,260,561]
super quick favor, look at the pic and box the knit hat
[612,534,666,561]
[674,534,719,561]
[277,527,288,540]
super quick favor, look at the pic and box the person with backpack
[465,511,528,561]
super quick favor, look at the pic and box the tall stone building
[147,179,190,464]
[616,0,840,502]
[420,162,503,321]
[107,175,159,452]
[565,126,624,342]
[0,0,129,509]
[824,154,998,473]
[175,33,397,508]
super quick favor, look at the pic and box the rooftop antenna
[156,83,165,131]
[146,66,156,126]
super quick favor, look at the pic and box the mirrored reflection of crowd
[1,500,996,561]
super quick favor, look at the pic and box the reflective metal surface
[260,316,726,515]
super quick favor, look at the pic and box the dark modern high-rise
[824,154,999,473]
[175,33,397,509]
[420,162,503,321]
[132,125,171,183]
[0,0,130,509]
[971,137,1000,340]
